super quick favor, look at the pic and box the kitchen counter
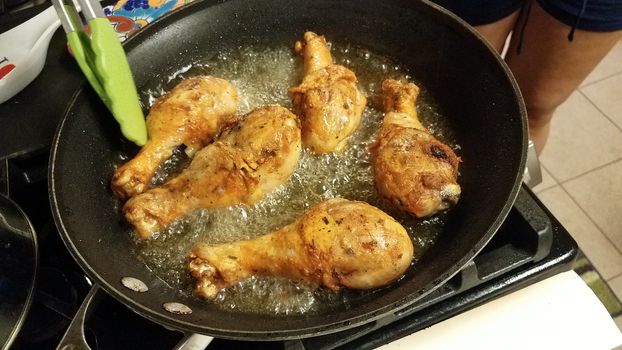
[380,271,622,350]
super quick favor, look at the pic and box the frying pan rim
[49,0,528,339]
[0,194,39,350]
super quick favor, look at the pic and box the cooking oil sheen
[133,42,458,315]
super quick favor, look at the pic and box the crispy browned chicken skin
[188,198,414,299]
[370,79,461,217]
[112,76,239,200]
[124,104,302,239]
[288,32,367,154]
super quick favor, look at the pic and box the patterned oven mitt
[103,0,193,42]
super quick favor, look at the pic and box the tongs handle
[51,0,148,146]
[74,0,105,20]
[88,17,148,146]
[52,1,107,100]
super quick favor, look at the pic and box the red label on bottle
[0,64,16,80]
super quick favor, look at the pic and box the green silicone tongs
[51,0,148,146]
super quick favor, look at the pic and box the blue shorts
[432,0,622,32]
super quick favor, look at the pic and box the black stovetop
[1,7,578,349]
[2,148,578,350]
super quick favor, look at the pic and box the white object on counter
[380,271,622,350]
[0,6,60,104]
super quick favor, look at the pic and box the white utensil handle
[173,334,214,350]
[0,6,62,104]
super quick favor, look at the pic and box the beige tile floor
[530,40,622,331]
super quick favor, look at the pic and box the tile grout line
[541,163,559,183]
[534,185,556,194]
[533,183,559,196]
[579,70,622,89]
[555,158,622,187]
[608,271,622,282]
[535,83,621,186]
[578,90,622,135]
[559,184,622,259]
[533,163,559,194]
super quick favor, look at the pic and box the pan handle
[173,333,214,350]
[523,139,542,188]
[56,284,102,350]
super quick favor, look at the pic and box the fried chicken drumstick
[288,32,367,154]
[112,76,239,200]
[370,79,461,217]
[188,198,414,299]
[124,104,302,239]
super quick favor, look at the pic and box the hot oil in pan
[134,42,459,315]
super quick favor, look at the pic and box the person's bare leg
[474,11,521,53]
[506,2,622,154]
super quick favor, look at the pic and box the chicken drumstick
[370,79,461,217]
[188,198,414,299]
[124,104,302,239]
[288,32,367,154]
[112,76,239,200]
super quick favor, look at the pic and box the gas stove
[0,6,578,350]
[1,149,578,350]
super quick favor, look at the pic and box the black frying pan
[49,0,527,340]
